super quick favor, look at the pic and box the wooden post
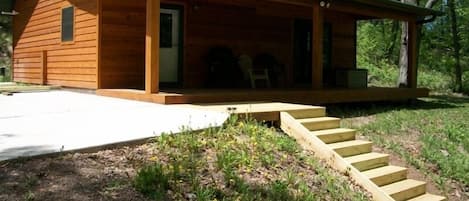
[312,0,324,89]
[40,50,47,85]
[407,20,418,89]
[145,0,160,94]
[96,0,102,89]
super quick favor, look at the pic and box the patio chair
[238,54,271,88]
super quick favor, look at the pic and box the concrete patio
[0,91,229,161]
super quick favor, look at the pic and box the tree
[0,16,12,74]
[448,0,463,92]
[398,0,439,88]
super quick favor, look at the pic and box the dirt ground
[0,145,154,201]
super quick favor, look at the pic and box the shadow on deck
[96,87,429,105]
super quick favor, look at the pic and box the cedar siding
[100,0,146,89]
[13,0,98,89]
[97,0,357,89]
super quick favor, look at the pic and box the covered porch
[97,0,439,104]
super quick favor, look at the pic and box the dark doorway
[293,19,332,87]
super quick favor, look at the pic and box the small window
[160,13,173,48]
[61,6,74,42]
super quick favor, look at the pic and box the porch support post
[145,0,160,94]
[312,0,324,89]
[407,20,418,89]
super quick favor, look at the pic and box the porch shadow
[326,95,467,118]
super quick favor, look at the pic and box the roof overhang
[346,0,444,17]
[276,0,443,20]
[0,0,15,13]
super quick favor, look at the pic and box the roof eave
[345,0,444,17]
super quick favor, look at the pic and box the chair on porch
[238,54,271,89]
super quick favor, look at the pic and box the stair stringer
[280,112,394,201]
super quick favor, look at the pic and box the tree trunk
[448,0,463,92]
[386,20,400,62]
[398,0,439,88]
[398,20,410,87]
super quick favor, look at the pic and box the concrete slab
[0,91,229,161]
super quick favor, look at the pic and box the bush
[134,163,170,200]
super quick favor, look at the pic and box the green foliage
[135,117,370,200]
[362,61,453,91]
[134,163,170,200]
[357,0,469,92]
[332,95,469,192]
[0,15,12,82]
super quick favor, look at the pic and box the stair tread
[329,140,372,149]
[363,165,408,186]
[362,165,407,178]
[311,128,355,135]
[298,117,341,123]
[407,193,446,201]
[345,152,389,164]
[288,108,326,119]
[381,179,426,197]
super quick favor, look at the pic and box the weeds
[134,117,370,200]
[334,95,469,196]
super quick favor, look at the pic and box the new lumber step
[407,193,447,201]
[287,108,326,119]
[298,117,341,131]
[329,140,373,157]
[311,128,356,144]
[362,165,407,186]
[345,152,390,171]
[381,179,426,201]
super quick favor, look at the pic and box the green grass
[328,95,469,194]
[0,82,59,93]
[361,63,454,92]
[134,116,371,201]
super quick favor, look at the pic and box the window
[61,6,74,42]
[160,13,173,48]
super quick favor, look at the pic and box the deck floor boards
[96,87,429,105]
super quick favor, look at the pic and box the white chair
[238,54,270,88]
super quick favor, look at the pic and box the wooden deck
[96,87,429,105]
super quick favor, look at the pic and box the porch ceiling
[271,0,443,19]
[0,0,14,12]
[345,0,444,17]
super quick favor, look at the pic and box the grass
[0,82,59,93]
[134,116,371,201]
[328,94,469,196]
[362,62,455,92]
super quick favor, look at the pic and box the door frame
[160,4,185,88]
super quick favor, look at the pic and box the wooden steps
[382,179,426,201]
[346,152,389,171]
[279,110,446,201]
[312,128,356,144]
[299,117,341,131]
[329,140,373,157]
[363,166,408,186]
[407,193,447,201]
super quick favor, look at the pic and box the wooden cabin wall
[100,0,146,89]
[326,12,357,70]
[184,3,293,88]
[13,0,98,89]
[97,0,357,89]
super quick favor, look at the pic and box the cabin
[8,0,441,104]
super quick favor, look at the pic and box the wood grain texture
[13,0,98,88]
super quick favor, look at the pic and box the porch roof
[346,0,444,17]
[278,0,443,18]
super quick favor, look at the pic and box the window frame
[60,5,75,44]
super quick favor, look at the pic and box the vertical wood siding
[13,0,98,89]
